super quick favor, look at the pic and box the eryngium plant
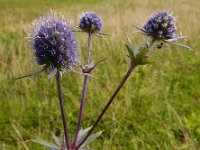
[76,10,191,149]
[17,10,79,150]
[72,11,104,149]
[16,10,191,150]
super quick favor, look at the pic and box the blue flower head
[142,11,176,40]
[79,12,102,33]
[29,10,78,77]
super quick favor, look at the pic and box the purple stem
[76,61,135,149]
[55,71,70,149]
[86,32,91,64]
[73,32,92,148]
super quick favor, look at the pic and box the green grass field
[0,0,200,149]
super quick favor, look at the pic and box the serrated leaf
[81,131,103,147]
[32,139,60,150]
[51,132,62,146]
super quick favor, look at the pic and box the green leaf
[135,47,147,65]
[133,46,140,56]
[125,44,135,61]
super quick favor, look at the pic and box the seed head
[143,11,176,40]
[29,10,78,76]
[79,12,102,33]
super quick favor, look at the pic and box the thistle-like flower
[136,11,191,49]
[79,12,102,33]
[142,11,176,40]
[28,10,78,78]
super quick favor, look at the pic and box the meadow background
[0,0,200,149]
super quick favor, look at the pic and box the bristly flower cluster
[142,11,176,40]
[79,12,102,33]
[29,10,78,77]
[135,11,191,49]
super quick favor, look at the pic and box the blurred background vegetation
[0,0,200,149]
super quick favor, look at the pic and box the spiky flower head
[29,10,78,77]
[79,12,102,33]
[142,11,176,40]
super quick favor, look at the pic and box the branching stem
[76,61,135,149]
[73,32,92,148]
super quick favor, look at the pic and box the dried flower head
[142,11,176,40]
[29,10,78,77]
[79,12,102,33]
